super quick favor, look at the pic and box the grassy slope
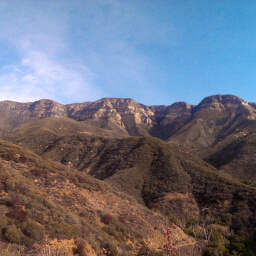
[4,117,126,155]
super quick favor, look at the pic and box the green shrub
[0,214,8,230]
[104,242,119,256]
[65,213,79,225]
[48,221,81,239]
[204,231,228,256]
[221,213,233,225]
[4,178,16,192]
[4,225,25,244]
[21,219,46,241]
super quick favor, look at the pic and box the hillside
[0,139,198,255]
[1,95,256,255]
[4,117,126,156]
[25,135,256,233]
[6,132,256,254]
[168,95,256,183]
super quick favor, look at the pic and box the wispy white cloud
[0,49,98,103]
[0,0,178,104]
[0,0,103,103]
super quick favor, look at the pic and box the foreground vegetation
[0,139,196,255]
[0,138,255,255]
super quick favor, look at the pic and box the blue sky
[0,0,256,105]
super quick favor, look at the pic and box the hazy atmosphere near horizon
[0,0,256,105]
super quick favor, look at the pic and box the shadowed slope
[30,135,256,242]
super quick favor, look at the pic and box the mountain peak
[95,97,143,108]
[169,101,192,109]
[29,99,67,118]
[199,94,247,107]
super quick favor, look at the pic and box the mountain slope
[4,117,126,155]
[25,135,256,241]
[0,98,194,138]
[1,95,256,255]
[169,95,256,148]
[0,99,67,135]
[203,132,256,184]
[2,94,256,184]
[168,95,256,183]
[0,139,197,255]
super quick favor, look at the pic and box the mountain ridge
[1,94,256,255]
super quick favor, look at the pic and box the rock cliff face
[195,94,256,120]
[67,98,155,136]
[29,99,67,118]
[149,102,194,139]
[195,94,256,122]
[0,97,194,137]
[1,94,256,144]
[0,101,31,131]
[0,99,67,134]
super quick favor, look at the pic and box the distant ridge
[1,94,256,183]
